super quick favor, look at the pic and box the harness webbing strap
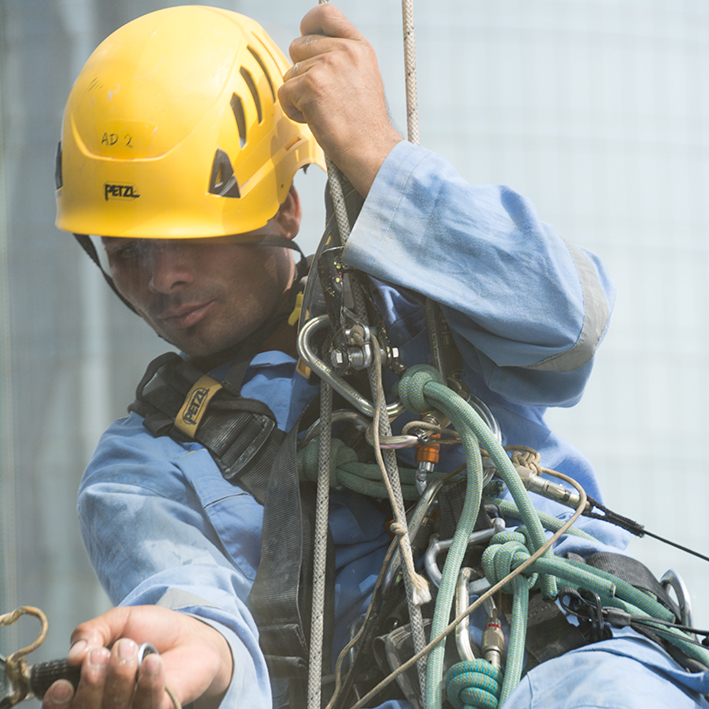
[128,352,283,505]
[250,422,336,709]
[586,552,681,621]
[524,593,587,667]
[129,349,336,704]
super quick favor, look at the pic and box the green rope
[300,365,709,706]
[395,365,565,709]
[399,369,557,600]
[484,496,599,542]
[394,366,485,709]
[298,436,445,500]
[445,660,502,709]
[481,533,709,675]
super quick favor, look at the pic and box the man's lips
[157,301,214,329]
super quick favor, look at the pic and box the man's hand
[279,4,402,196]
[41,606,232,709]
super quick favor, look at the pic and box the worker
[45,4,708,709]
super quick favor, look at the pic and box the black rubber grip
[29,659,82,699]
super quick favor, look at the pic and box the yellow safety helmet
[55,5,325,239]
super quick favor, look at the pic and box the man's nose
[145,241,195,293]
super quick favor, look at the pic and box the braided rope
[445,660,501,709]
[309,0,429,702]
[369,341,431,697]
[307,382,334,709]
[307,8,352,707]
[351,453,589,709]
[402,0,420,145]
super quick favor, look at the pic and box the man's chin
[166,330,252,369]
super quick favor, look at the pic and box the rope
[399,367,557,600]
[401,0,420,145]
[305,2,431,692]
[306,8,357,703]
[350,468,589,709]
[1,606,49,707]
[307,382,334,709]
[369,339,430,698]
[324,158,353,247]
[317,359,709,709]
[403,369,484,709]
[445,660,501,709]
[484,497,599,542]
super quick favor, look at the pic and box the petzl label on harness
[175,375,223,438]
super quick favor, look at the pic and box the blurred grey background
[1,0,708,685]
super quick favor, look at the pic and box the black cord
[629,618,709,650]
[627,614,709,638]
[583,496,709,564]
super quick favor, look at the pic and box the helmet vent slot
[55,142,63,189]
[230,93,247,148]
[240,67,262,124]
[247,46,276,102]
[208,148,241,198]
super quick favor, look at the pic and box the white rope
[306,5,351,705]
[402,0,420,145]
[307,382,334,709]
[307,0,432,705]
[369,341,430,698]
[397,2,434,694]
[326,157,353,245]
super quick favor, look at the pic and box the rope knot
[445,659,502,709]
[482,532,538,590]
[397,364,446,413]
[390,521,408,537]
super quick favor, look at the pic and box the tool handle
[28,659,81,699]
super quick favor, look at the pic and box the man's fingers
[288,32,353,65]
[70,647,110,708]
[133,653,169,709]
[101,639,140,708]
[69,607,133,654]
[299,4,364,42]
[278,69,315,125]
[42,680,75,709]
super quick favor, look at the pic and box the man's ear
[273,184,302,240]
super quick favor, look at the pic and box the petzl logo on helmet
[104,183,141,201]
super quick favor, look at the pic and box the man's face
[102,234,295,359]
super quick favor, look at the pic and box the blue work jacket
[78,141,709,708]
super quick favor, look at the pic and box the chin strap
[73,233,139,314]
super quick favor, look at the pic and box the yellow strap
[288,291,304,327]
[174,375,223,438]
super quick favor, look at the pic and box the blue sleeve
[343,140,616,407]
[504,629,709,708]
[77,413,274,709]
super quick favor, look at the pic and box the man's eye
[109,242,142,260]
